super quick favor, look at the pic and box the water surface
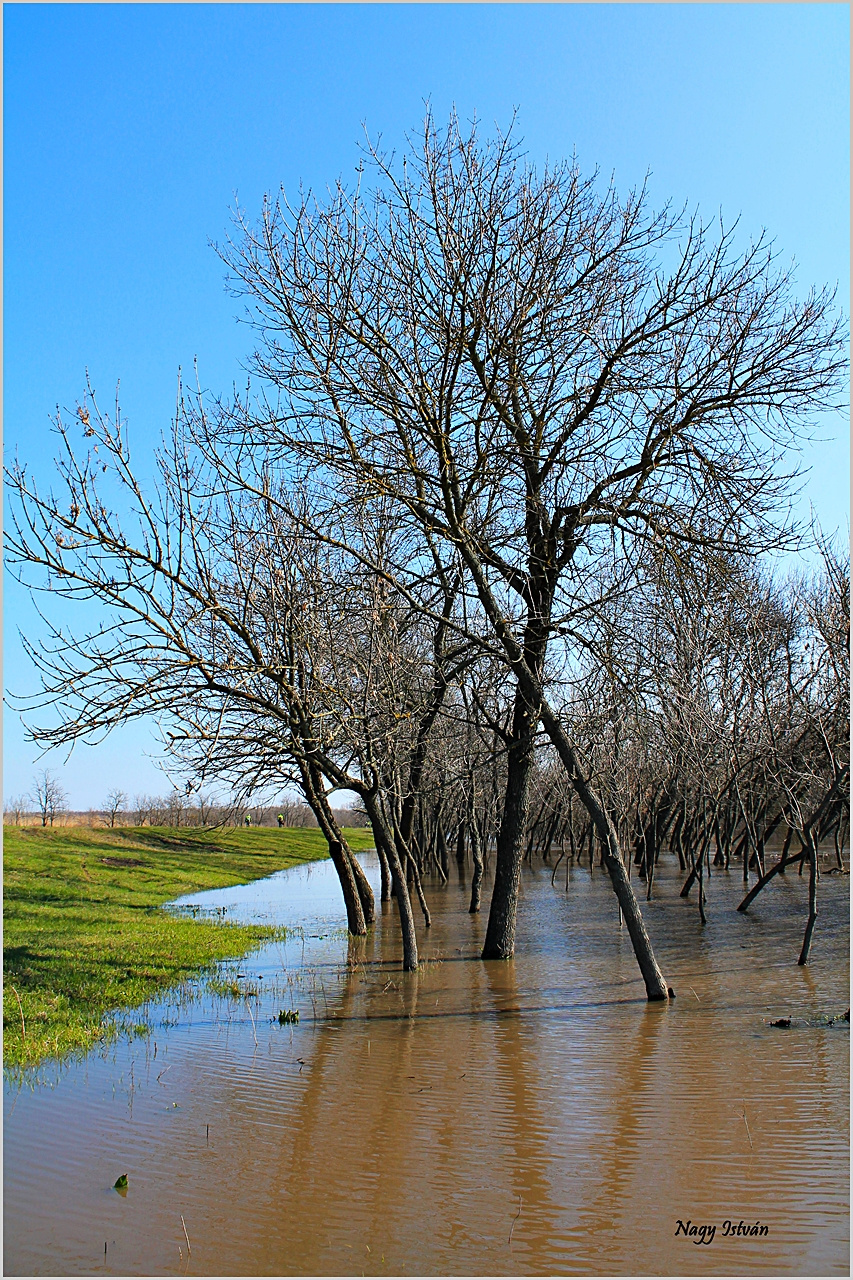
[4,853,849,1275]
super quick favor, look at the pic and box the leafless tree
[219,109,845,996]
[102,787,128,828]
[131,794,153,826]
[5,111,847,995]
[540,532,848,958]
[333,804,369,828]
[275,798,308,826]
[5,794,33,826]
[731,539,849,960]
[4,401,433,956]
[29,769,67,827]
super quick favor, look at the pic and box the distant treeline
[4,793,369,830]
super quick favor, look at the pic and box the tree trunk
[301,762,374,933]
[566,800,577,864]
[540,811,560,864]
[409,856,431,927]
[435,822,450,882]
[469,815,484,914]
[377,844,392,901]
[737,840,798,911]
[456,546,669,996]
[482,678,540,958]
[365,800,418,970]
[712,816,724,867]
[326,840,366,935]
[455,825,466,866]
[798,829,819,965]
[347,847,376,925]
[539,703,670,1001]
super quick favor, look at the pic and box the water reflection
[4,854,848,1276]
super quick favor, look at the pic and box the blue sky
[4,3,849,810]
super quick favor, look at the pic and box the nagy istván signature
[675,1219,769,1245]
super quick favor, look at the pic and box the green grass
[3,823,375,1069]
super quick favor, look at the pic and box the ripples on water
[4,853,849,1276]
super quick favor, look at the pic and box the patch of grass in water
[208,974,262,1000]
[3,823,374,1069]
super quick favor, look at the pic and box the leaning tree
[5,396,419,947]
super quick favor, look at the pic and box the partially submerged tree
[5,111,847,991]
[4,402,445,963]
[221,110,846,994]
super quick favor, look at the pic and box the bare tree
[732,538,849,961]
[221,109,846,996]
[4,406,427,952]
[275,798,307,826]
[5,794,33,826]
[131,794,153,826]
[5,111,846,995]
[102,788,128,828]
[29,769,67,827]
[332,803,370,829]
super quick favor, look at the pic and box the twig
[688,986,700,1002]
[9,984,27,1045]
[508,1194,522,1246]
[156,1064,172,1083]
[6,1083,23,1121]
[739,1101,753,1150]
[245,999,258,1046]
[181,1214,192,1255]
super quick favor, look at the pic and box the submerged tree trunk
[482,676,540,958]
[364,798,418,970]
[539,703,671,1001]
[347,846,375,925]
[455,824,466,866]
[798,829,819,965]
[300,762,371,935]
[469,805,484,914]
[455,521,669,993]
[326,840,366,935]
[738,841,797,911]
[377,844,392,901]
[435,822,450,882]
[393,817,432,928]
[408,856,432,928]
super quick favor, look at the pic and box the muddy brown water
[4,852,849,1276]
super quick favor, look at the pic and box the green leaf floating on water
[114,1174,128,1189]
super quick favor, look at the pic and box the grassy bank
[3,824,374,1069]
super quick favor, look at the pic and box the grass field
[3,823,374,1069]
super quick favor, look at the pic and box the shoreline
[2,823,374,1069]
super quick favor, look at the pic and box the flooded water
[4,852,849,1276]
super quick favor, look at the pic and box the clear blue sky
[4,3,849,810]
